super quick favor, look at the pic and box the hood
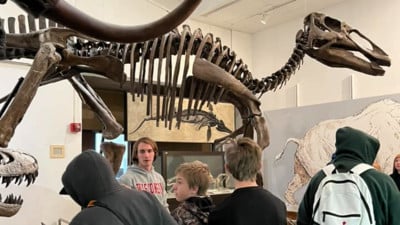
[334,126,380,168]
[186,196,214,213]
[60,150,121,207]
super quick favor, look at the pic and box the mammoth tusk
[11,0,201,42]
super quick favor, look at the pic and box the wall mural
[127,94,235,143]
[265,93,400,210]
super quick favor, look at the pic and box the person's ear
[191,186,199,195]
[224,164,230,174]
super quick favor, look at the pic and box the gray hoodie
[60,150,177,225]
[119,164,169,210]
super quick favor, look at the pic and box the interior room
[1,0,400,224]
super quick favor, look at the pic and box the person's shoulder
[71,207,123,225]
[171,204,189,217]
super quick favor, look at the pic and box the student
[59,150,178,225]
[119,137,169,209]
[171,160,215,225]
[390,154,400,191]
[208,137,287,225]
[297,126,400,225]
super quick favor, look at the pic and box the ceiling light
[260,14,268,25]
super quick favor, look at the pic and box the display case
[161,151,225,181]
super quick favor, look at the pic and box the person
[256,171,264,187]
[297,126,400,225]
[171,160,215,225]
[208,137,287,225]
[390,154,400,191]
[373,160,382,171]
[59,150,178,225]
[118,137,169,210]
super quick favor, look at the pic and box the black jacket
[60,150,178,225]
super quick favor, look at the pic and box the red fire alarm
[69,122,82,133]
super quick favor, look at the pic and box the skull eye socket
[323,16,342,32]
[312,39,330,49]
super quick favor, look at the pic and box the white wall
[0,62,81,224]
[253,0,400,111]
[0,0,251,224]
[252,0,400,207]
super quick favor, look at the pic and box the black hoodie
[297,126,400,225]
[60,150,178,225]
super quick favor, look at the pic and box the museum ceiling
[148,0,349,33]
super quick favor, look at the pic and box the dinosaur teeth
[0,174,37,187]
[2,194,23,205]
[2,176,12,187]
[23,173,37,186]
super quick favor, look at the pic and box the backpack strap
[322,164,336,175]
[351,163,374,175]
[322,163,374,175]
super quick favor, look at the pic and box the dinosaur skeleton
[0,7,391,218]
[0,0,202,218]
[0,148,38,217]
[0,12,390,151]
[130,107,233,142]
[1,0,201,42]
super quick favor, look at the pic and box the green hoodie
[297,126,400,225]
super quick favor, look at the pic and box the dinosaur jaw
[0,148,38,217]
[0,199,22,217]
[300,12,390,76]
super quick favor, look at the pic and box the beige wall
[252,0,400,111]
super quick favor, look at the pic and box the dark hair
[392,154,400,174]
[131,137,158,164]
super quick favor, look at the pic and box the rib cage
[65,25,307,129]
[0,14,306,143]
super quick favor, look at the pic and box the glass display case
[161,151,225,181]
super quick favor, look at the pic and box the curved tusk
[12,0,201,43]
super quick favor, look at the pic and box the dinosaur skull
[0,148,38,217]
[298,12,390,75]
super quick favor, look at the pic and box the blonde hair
[175,160,211,196]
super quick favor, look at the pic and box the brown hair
[131,137,158,164]
[392,154,400,174]
[224,137,262,182]
[175,160,211,196]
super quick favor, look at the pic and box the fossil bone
[0,148,38,217]
[0,12,391,151]
[100,142,125,175]
[4,0,201,42]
